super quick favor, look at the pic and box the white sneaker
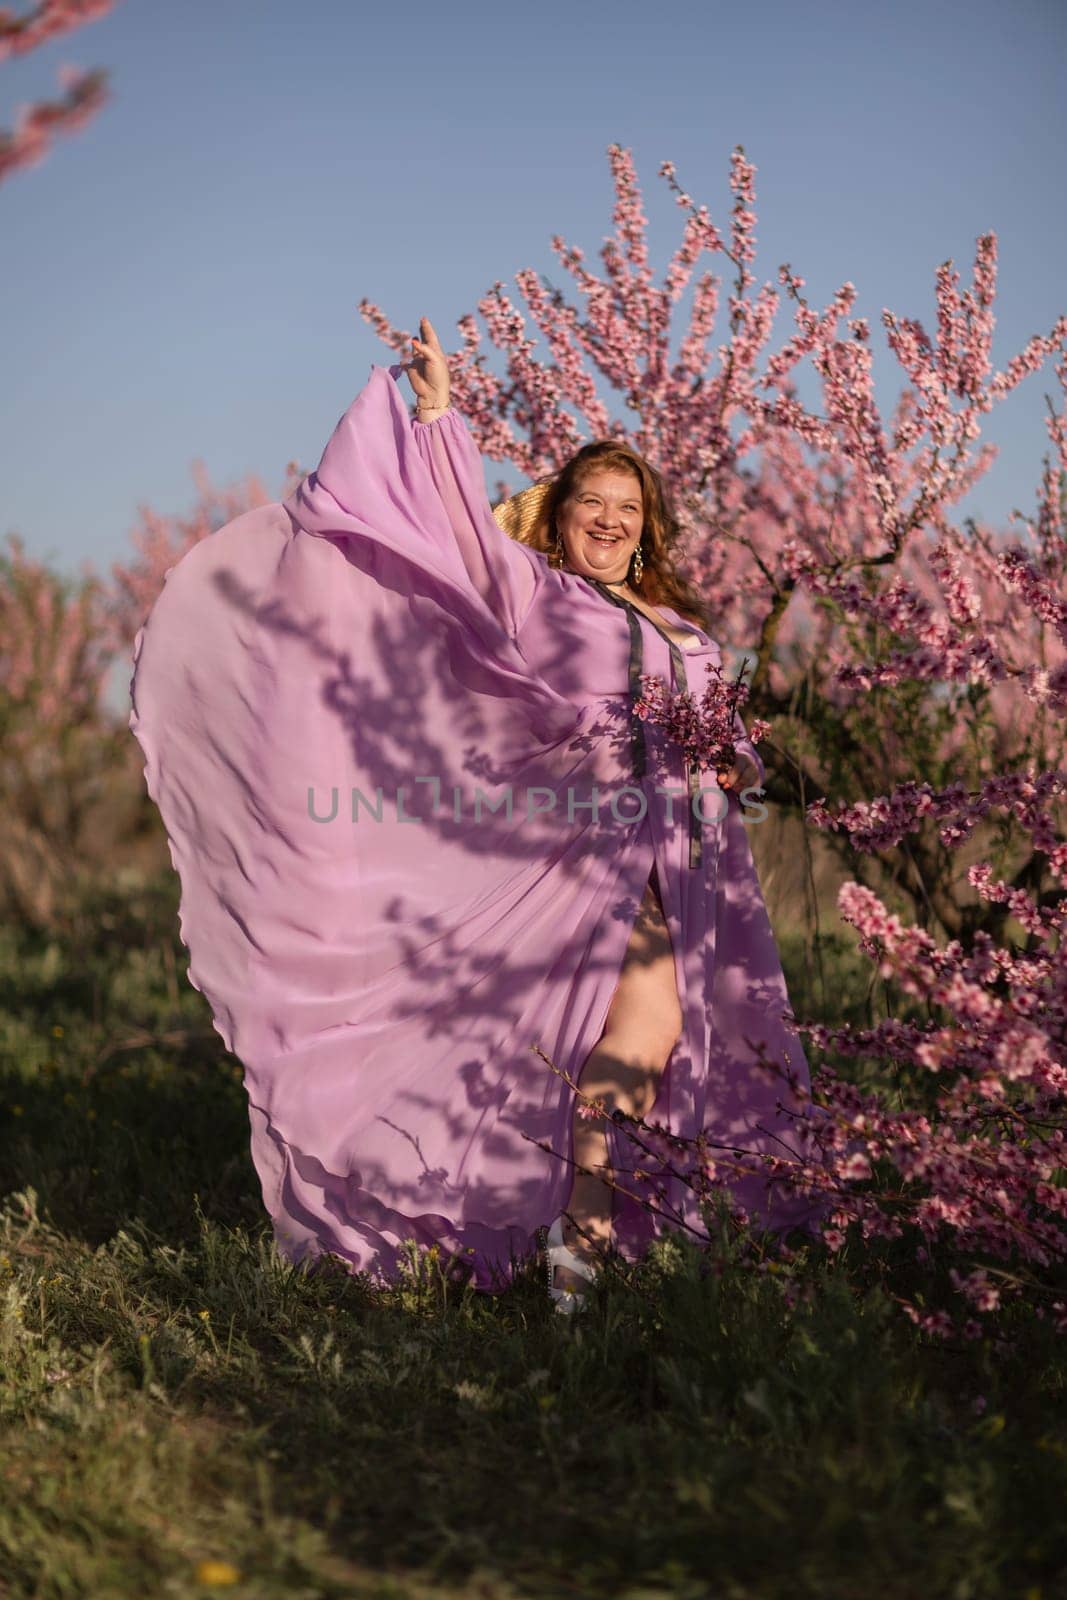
[537,1215,599,1315]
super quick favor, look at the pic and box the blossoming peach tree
[359,144,1067,1339]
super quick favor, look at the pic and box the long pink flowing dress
[129,362,821,1292]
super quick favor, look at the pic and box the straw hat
[490,478,556,544]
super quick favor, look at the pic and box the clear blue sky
[2,0,1065,577]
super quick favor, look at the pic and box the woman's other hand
[405,316,451,414]
[716,751,762,794]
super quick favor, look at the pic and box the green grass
[1,877,1066,1599]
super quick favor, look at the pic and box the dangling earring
[550,527,564,569]
[631,542,644,584]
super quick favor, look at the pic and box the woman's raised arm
[283,320,546,645]
[402,317,544,639]
[408,401,543,640]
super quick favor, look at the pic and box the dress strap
[583,579,703,870]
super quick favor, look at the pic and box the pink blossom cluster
[0,532,110,734]
[807,769,1067,854]
[0,1,116,185]
[0,531,124,924]
[107,461,275,658]
[0,0,113,58]
[777,867,1067,1337]
[632,660,761,775]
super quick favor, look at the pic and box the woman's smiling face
[556,468,644,583]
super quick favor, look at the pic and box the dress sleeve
[408,397,543,640]
[284,363,546,644]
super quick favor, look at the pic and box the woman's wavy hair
[512,440,709,629]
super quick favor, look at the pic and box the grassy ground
[1,876,1065,1599]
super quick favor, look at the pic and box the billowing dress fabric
[129,363,822,1293]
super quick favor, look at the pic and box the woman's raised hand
[405,316,451,413]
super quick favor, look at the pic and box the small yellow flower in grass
[52,1025,64,1038]
[194,1558,241,1587]
[11,1106,23,1117]
[198,1309,211,1321]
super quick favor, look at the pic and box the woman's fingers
[401,318,450,407]
[406,315,451,409]
[411,316,442,353]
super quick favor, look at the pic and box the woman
[129,315,821,1313]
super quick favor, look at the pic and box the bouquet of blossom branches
[633,659,769,780]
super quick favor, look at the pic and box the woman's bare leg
[554,863,682,1289]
